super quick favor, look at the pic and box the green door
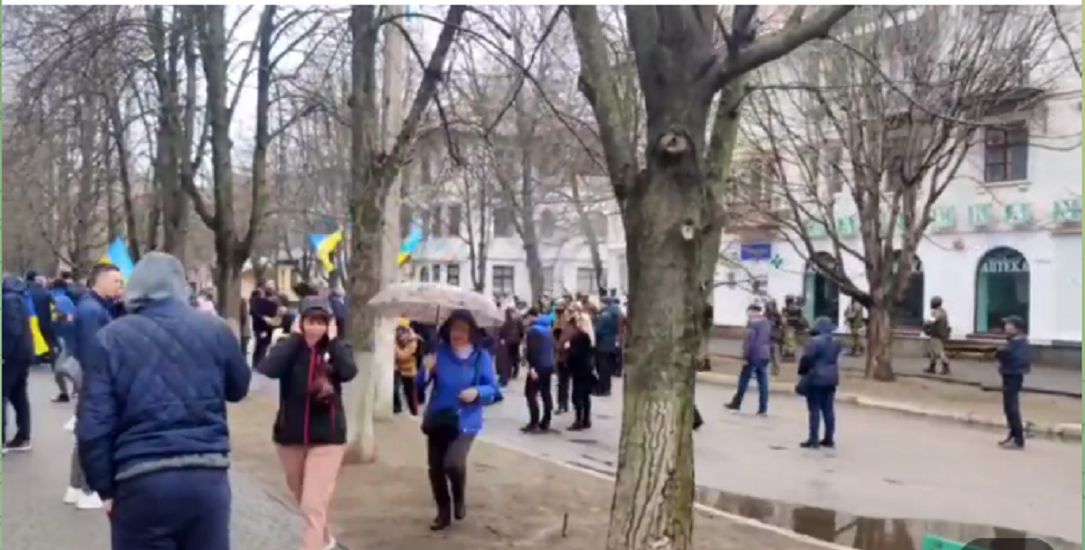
[975,247,1030,333]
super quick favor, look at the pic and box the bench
[944,339,999,361]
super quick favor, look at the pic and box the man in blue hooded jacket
[797,316,842,449]
[77,252,251,549]
[3,275,35,453]
[522,309,556,432]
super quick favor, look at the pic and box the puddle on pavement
[694,486,1078,550]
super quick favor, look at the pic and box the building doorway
[803,252,840,324]
[892,251,925,328]
[974,247,1030,333]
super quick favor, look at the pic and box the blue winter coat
[744,317,773,363]
[996,334,1032,376]
[798,317,842,388]
[76,299,251,499]
[525,316,556,371]
[595,303,622,353]
[415,343,501,436]
[2,276,34,368]
[51,289,77,354]
[73,292,117,370]
[26,280,56,343]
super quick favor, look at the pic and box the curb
[696,371,1082,442]
[481,437,856,550]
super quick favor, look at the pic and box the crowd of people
[1,256,1037,549]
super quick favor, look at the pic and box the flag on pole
[100,237,136,279]
[309,229,345,273]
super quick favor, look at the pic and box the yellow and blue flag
[22,293,50,356]
[100,237,135,279]
[398,224,424,266]
[309,229,344,273]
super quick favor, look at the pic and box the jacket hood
[124,252,192,312]
[812,316,836,336]
[2,275,27,294]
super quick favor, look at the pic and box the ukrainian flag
[398,224,424,266]
[23,293,50,357]
[100,237,136,279]
[309,229,344,273]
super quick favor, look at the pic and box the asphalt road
[478,375,1081,547]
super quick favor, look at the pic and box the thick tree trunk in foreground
[865,303,895,381]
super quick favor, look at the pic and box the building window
[984,123,1028,183]
[448,205,462,237]
[542,265,555,295]
[447,264,460,286]
[432,264,442,283]
[493,265,515,295]
[493,207,515,238]
[419,266,431,283]
[540,209,556,238]
[431,206,444,237]
[577,267,605,295]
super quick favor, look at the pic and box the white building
[713,7,1082,348]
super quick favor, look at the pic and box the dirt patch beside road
[228,393,838,550]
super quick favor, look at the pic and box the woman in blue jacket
[416,309,502,531]
[797,317,842,449]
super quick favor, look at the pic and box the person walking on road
[394,323,420,415]
[2,275,35,454]
[496,308,523,386]
[258,297,358,550]
[923,296,952,375]
[77,252,251,550]
[727,304,773,415]
[66,263,126,510]
[797,317,842,449]
[566,313,596,431]
[522,309,556,433]
[595,297,622,393]
[50,279,79,402]
[416,309,502,531]
[26,271,61,397]
[995,315,1032,450]
[251,280,283,366]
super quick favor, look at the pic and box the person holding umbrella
[415,309,502,531]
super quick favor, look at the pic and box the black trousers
[556,361,571,411]
[525,369,554,429]
[595,351,617,395]
[252,330,273,367]
[2,364,31,443]
[571,373,594,426]
[1001,373,1025,444]
[393,372,418,415]
[426,434,475,520]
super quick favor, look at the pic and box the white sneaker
[76,491,103,510]
[63,486,81,505]
[63,416,76,433]
[323,537,338,550]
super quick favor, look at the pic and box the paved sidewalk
[710,337,1082,396]
[2,368,303,549]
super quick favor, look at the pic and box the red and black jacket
[257,334,358,446]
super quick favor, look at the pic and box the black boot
[449,469,467,521]
[428,469,452,531]
[940,361,951,376]
[924,360,937,374]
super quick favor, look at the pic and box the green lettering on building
[1053,197,1082,224]
[836,215,858,237]
[1004,203,1033,226]
[969,204,993,228]
[931,206,956,232]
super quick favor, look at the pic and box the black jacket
[2,277,34,368]
[257,334,358,446]
[567,331,595,378]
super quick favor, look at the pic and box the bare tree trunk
[106,94,141,260]
[865,302,895,381]
[570,173,606,292]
